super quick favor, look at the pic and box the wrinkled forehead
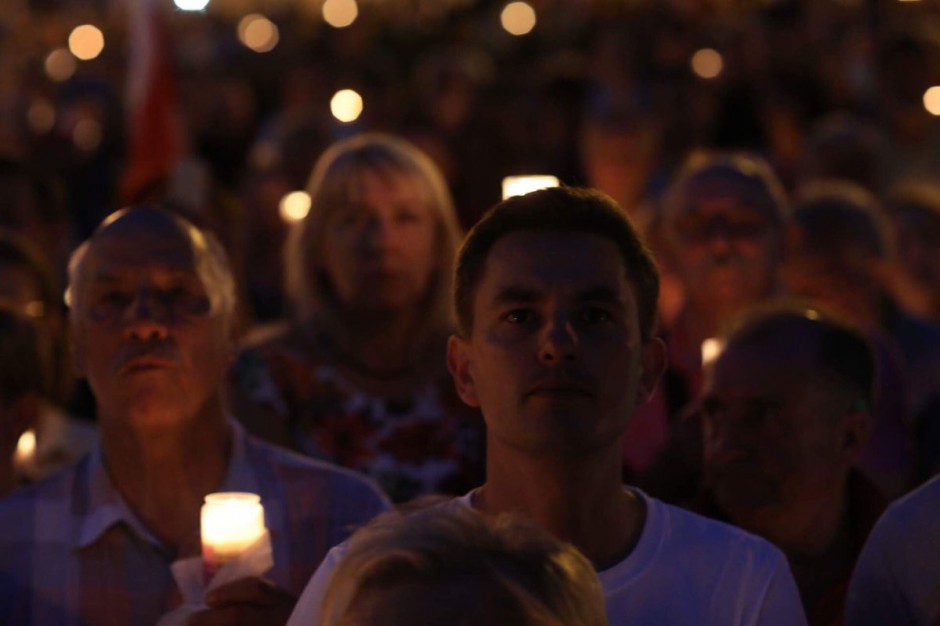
[85,209,204,278]
[680,170,778,219]
[88,214,201,269]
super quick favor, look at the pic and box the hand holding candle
[201,492,266,581]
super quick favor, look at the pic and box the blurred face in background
[701,339,854,527]
[670,172,780,322]
[780,251,878,330]
[321,169,438,318]
[895,207,940,298]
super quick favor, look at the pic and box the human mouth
[120,356,176,373]
[116,347,179,374]
[526,381,594,399]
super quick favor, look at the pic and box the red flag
[119,0,184,205]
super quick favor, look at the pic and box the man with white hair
[0,206,389,625]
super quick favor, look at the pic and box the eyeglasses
[673,213,772,243]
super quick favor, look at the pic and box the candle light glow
[201,492,266,577]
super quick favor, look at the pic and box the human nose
[362,215,395,250]
[538,312,578,363]
[123,290,169,342]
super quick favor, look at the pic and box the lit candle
[501,175,560,200]
[201,492,266,580]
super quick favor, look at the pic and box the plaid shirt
[0,421,390,626]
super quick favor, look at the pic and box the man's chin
[708,471,781,512]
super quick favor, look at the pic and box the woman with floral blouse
[228,133,484,502]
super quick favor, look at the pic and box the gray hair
[66,207,237,330]
[662,150,791,233]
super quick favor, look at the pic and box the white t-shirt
[287,489,807,626]
[845,474,940,626]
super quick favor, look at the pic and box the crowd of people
[0,0,939,625]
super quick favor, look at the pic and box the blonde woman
[228,134,483,502]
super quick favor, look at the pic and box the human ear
[447,334,480,408]
[635,337,667,405]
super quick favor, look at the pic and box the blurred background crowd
[1,1,940,622]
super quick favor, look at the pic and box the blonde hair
[320,502,608,626]
[285,133,461,341]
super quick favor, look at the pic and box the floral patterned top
[229,326,485,503]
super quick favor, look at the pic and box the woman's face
[321,169,438,316]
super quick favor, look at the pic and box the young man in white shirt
[289,186,806,626]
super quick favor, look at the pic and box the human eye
[87,287,131,321]
[728,217,767,239]
[501,308,535,325]
[96,289,131,307]
[164,282,210,315]
[394,208,421,224]
[578,306,614,325]
[333,208,364,229]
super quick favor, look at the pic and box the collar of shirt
[70,420,266,553]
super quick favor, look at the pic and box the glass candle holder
[201,492,266,581]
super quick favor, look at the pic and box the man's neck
[732,491,846,558]
[475,441,645,570]
[100,403,231,555]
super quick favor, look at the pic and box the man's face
[447,231,664,458]
[321,170,437,316]
[701,342,851,522]
[72,213,233,428]
[671,174,779,318]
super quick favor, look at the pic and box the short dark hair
[791,181,889,262]
[454,186,660,340]
[720,303,876,412]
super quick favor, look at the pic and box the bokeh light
[331,89,363,123]
[280,191,312,223]
[924,86,940,116]
[174,0,211,10]
[68,24,105,61]
[238,14,279,53]
[73,118,102,152]
[44,48,76,82]
[27,100,56,134]
[501,2,536,36]
[691,48,723,79]
[323,0,359,28]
